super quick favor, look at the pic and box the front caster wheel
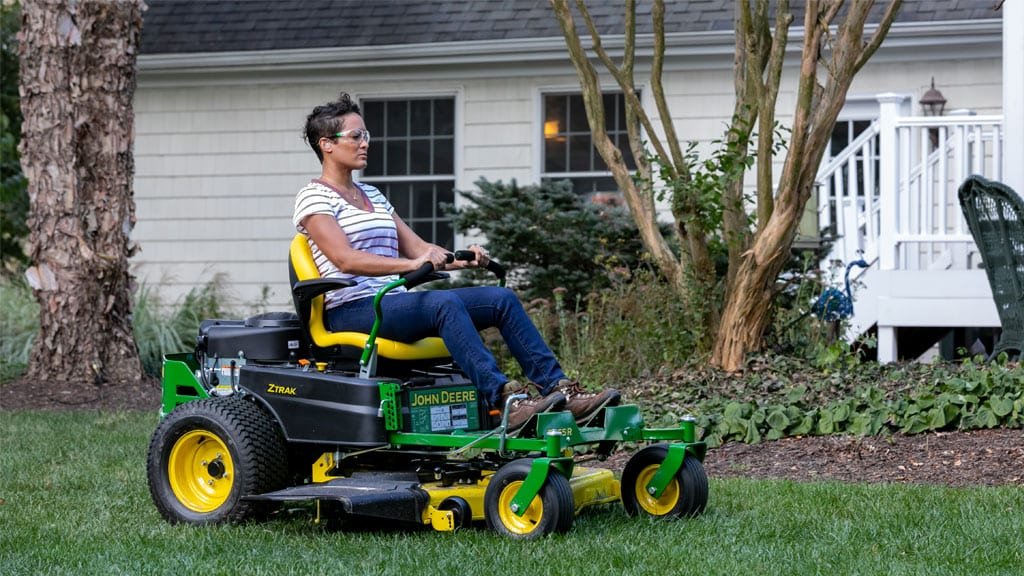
[621,444,708,518]
[484,459,574,539]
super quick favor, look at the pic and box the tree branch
[550,0,682,287]
[756,0,791,230]
[855,1,903,73]
[650,0,686,171]
[571,0,677,180]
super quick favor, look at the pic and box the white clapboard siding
[133,45,1002,321]
[133,83,319,310]
[135,174,310,200]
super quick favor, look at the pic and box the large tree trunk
[712,0,901,371]
[551,0,900,371]
[19,0,144,388]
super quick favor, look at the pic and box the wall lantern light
[920,78,947,116]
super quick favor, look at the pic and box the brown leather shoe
[551,379,621,423]
[500,381,566,433]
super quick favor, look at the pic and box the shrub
[134,274,235,376]
[448,178,651,302]
[0,275,36,381]
[1,3,28,272]
[525,270,704,386]
[0,274,238,380]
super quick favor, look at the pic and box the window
[542,92,636,195]
[361,97,456,249]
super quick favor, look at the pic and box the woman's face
[322,112,369,170]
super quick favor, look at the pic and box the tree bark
[712,0,902,371]
[19,0,144,387]
[550,0,901,371]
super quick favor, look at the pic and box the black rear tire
[621,444,708,518]
[147,396,288,524]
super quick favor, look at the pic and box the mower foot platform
[246,476,428,524]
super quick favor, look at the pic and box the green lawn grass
[1,410,1021,576]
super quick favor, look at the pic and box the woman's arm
[393,213,456,266]
[393,213,487,270]
[302,214,445,276]
[393,213,435,258]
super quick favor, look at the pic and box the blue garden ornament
[812,258,870,322]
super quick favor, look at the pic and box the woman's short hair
[304,92,361,162]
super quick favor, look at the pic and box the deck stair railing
[888,113,1003,272]
[814,93,1003,352]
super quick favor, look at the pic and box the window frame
[536,87,642,196]
[356,93,460,249]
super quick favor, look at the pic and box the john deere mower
[145,235,708,539]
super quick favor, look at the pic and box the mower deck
[245,466,620,531]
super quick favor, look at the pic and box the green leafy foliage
[0,274,240,380]
[448,178,652,301]
[1,2,28,271]
[628,354,1024,447]
[522,269,705,385]
[0,275,36,381]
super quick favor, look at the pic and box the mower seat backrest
[958,175,1024,357]
[288,234,451,361]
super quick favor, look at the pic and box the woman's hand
[467,244,490,267]
[410,246,450,272]
[444,244,490,270]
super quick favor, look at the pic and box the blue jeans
[326,286,565,405]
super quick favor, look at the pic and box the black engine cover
[240,364,394,446]
[198,312,307,363]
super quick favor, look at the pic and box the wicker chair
[958,175,1024,358]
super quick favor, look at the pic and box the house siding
[132,47,1001,310]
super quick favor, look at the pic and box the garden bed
[3,371,1021,488]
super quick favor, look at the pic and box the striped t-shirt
[293,180,405,309]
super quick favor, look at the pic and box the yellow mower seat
[289,234,451,360]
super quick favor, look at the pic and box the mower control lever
[451,250,508,284]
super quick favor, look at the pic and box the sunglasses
[333,128,371,144]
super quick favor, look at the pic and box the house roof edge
[137,19,1002,76]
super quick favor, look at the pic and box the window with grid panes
[542,92,637,194]
[360,98,456,249]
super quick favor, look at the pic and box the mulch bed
[701,429,1024,487]
[0,375,161,412]
[2,376,1021,487]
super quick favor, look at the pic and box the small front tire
[484,459,574,539]
[621,444,708,518]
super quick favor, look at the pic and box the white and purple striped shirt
[293,179,404,309]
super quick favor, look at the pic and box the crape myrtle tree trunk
[18,0,145,387]
[551,0,901,371]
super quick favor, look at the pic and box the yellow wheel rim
[634,464,680,516]
[496,480,544,535]
[167,430,234,513]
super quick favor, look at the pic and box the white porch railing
[817,94,1003,273]
[888,113,1002,272]
[816,119,881,267]
[816,93,1003,362]
[876,95,1003,272]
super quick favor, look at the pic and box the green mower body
[147,257,708,539]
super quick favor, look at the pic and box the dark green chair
[958,175,1024,358]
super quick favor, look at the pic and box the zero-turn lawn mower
[145,235,708,539]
